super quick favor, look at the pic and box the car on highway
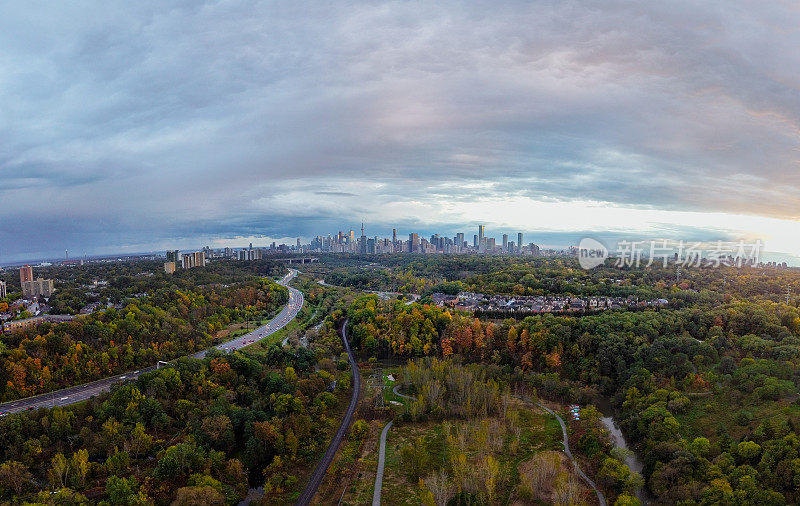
[0,411,8,417]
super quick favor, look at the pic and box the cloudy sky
[3,1,800,263]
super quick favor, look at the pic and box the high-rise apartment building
[166,250,181,266]
[164,262,176,274]
[19,265,33,284]
[182,251,206,269]
[392,229,398,244]
[518,233,524,253]
[0,280,6,298]
[22,278,54,299]
[478,225,486,244]
[502,234,508,251]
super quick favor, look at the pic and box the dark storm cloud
[3,1,800,262]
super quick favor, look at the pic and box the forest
[4,254,800,504]
[0,264,288,401]
[335,254,800,504]
[0,346,352,504]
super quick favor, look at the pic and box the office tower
[392,229,397,244]
[164,262,176,274]
[296,238,301,249]
[474,234,478,247]
[359,222,367,254]
[502,234,508,251]
[456,233,465,248]
[409,233,419,253]
[478,225,486,243]
[349,230,355,244]
[0,280,6,298]
[508,241,515,253]
[20,265,33,284]
[518,233,524,253]
[239,250,247,261]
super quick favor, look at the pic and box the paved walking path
[534,401,606,506]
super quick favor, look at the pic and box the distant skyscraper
[409,233,419,253]
[297,238,301,249]
[518,233,523,253]
[392,228,398,244]
[502,234,508,251]
[166,250,181,265]
[19,265,33,284]
[360,222,367,254]
[164,262,176,275]
[478,225,486,243]
[456,233,465,248]
[0,280,6,298]
[474,234,478,247]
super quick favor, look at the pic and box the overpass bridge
[274,257,318,264]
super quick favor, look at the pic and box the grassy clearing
[343,399,586,505]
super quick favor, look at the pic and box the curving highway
[0,269,304,416]
[296,319,360,506]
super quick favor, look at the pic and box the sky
[3,1,800,263]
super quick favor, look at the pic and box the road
[296,319,360,506]
[535,401,606,506]
[0,269,304,415]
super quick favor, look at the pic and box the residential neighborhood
[432,291,669,314]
